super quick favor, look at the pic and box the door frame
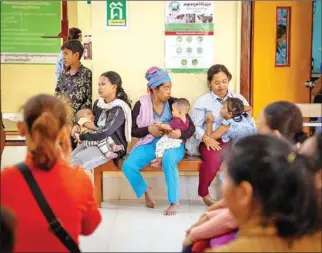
[239,1,315,106]
[240,1,254,106]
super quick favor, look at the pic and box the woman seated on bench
[122,67,195,216]
[187,64,251,206]
[71,71,132,170]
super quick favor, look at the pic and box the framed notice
[0,1,61,64]
[165,1,214,73]
[275,6,291,67]
[106,0,129,30]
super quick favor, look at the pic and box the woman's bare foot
[144,187,156,208]
[163,203,179,216]
[202,195,215,206]
[150,158,162,168]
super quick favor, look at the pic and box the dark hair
[225,135,320,240]
[101,71,132,108]
[176,98,190,110]
[226,97,248,122]
[264,101,307,144]
[207,64,232,83]
[23,94,69,171]
[61,40,84,60]
[277,24,287,39]
[1,207,16,253]
[68,27,82,40]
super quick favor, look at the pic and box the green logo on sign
[106,0,127,27]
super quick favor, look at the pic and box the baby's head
[220,97,244,120]
[172,98,190,118]
[76,109,94,122]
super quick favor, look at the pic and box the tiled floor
[79,200,206,252]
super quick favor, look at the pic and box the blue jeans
[122,138,184,203]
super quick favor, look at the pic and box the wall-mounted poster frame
[275,6,291,67]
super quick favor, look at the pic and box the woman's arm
[206,121,213,136]
[205,113,214,136]
[79,106,125,141]
[207,198,227,211]
[180,114,196,140]
[83,122,97,131]
[190,107,206,141]
[131,101,150,138]
[210,125,229,140]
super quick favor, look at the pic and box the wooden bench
[93,156,202,207]
[296,103,322,127]
[4,131,26,146]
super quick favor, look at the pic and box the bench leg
[94,169,103,208]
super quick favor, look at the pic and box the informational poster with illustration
[164,1,214,73]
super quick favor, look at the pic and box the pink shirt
[190,208,238,242]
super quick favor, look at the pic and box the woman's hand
[71,125,80,137]
[168,129,181,139]
[202,135,221,151]
[148,125,163,137]
[207,199,227,211]
[182,234,194,248]
[186,213,208,235]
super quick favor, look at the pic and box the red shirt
[169,117,190,131]
[1,155,102,252]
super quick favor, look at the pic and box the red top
[1,155,102,252]
[170,117,190,131]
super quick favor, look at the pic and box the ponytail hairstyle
[68,27,82,40]
[226,97,248,122]
[22,94,69,171]
[264,101,307,144]
[100,71,132,108]
[224,135,321,241]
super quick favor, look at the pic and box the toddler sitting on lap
[75,109,123,159]
[151,98,190,167]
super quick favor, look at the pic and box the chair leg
[94,169,102,208]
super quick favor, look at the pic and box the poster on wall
[0,1,61,64]
[164,1,214,73]
[106,0,128,30]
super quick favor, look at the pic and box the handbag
[16,162,81,252]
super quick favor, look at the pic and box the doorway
[240,1,314,120]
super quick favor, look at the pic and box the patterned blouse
[55,64,92,122]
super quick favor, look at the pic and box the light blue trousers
[122,138,184,204]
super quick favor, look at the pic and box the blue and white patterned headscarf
[145,67,172,89]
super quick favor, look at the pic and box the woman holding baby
[71,71,132,170]
[122,67,195,216]
[187,64,251,206]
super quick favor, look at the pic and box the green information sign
[106,0,128,29]
[1,1,61,64]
